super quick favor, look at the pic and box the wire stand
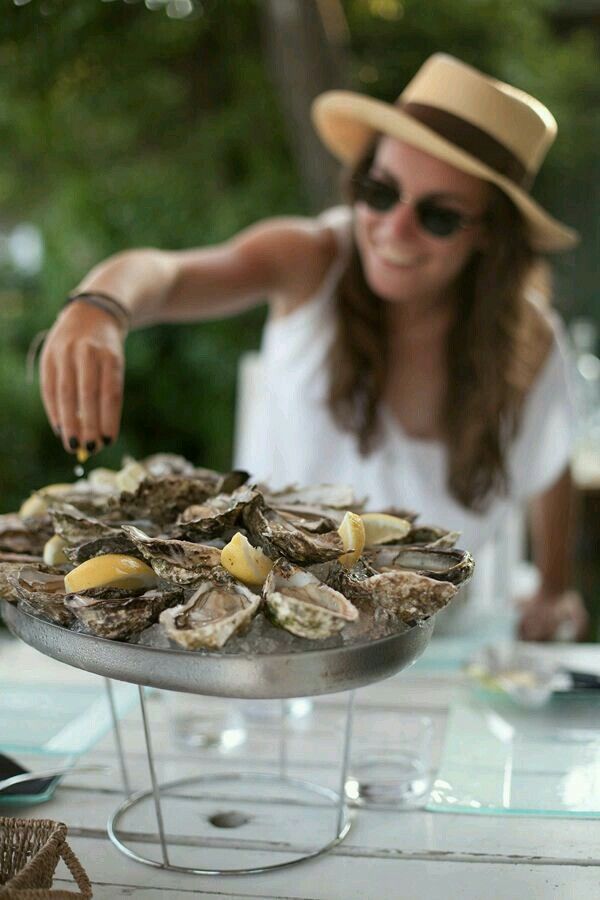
[104,681,356,875]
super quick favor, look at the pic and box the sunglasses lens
[418,204,463,237]
[353,177,397,212]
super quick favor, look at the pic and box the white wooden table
[1,630,599,900]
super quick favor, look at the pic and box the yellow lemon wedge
[43,534,69,567]
[64,554,157,593]
[221,532,273,587]
[360,512,412,547]
[76,448,90,465]
[337,511,366,568]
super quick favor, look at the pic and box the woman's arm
[517,466,589,640]
[40,217,336,453]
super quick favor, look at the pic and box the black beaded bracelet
[64,291,132,332]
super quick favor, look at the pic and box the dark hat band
[401,101,533,190]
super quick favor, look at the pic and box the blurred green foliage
[0,0,598,514]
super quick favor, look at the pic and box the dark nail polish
[102,435,112,446]
[86,440,96,453]
[69,436,79,450]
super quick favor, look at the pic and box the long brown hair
[328,143,545,512]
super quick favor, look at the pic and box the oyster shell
[160,574,260,649]
[65,585,182,640]
[9,565,73,625]
[62,532,143,565]
[400,524,460,549]
[175,487,261,540]
[263,558,358,639]
[50,504,122,546]
[0,513,53,556]
[366,546,474,586]
[244,501,344,565]
[113,473,241,524]
[0,554,43,602]
[262,483,363,510]
[122,525,222,585]
[329,562,457,624]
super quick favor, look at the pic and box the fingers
[99,350,124,446]
[76,344,102,453]
[56,353,80,453]
[40,350,60,436]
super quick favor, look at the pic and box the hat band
[401,102,533,190]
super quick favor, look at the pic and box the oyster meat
[160,573,260,649]
[9,565,73,625]
[263,558,358,640]
[366,546,474,586]
[122,525,222,585]
[65,585,182,640]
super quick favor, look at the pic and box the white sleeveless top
[235,206,576,555]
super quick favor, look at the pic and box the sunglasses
[351,174,483,238]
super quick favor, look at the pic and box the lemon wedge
[360,512,412,547]
[221,532,273,587]
[337,511,366,568]
[76,448,90,464]
[43,534,69,566]
[64,554,157,593]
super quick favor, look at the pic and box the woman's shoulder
[269,207,352,318]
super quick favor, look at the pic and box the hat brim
[312,91,578,252]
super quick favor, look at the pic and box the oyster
[63,532,143,565]
[366,546,474,586]
[113,473,236,524]
[175,487,261,540]
[50,504,123,546]
[0,553,44,602]
[263,558,358,639]
[9,565,73,625]
[400,524,460,549]
[160,573,260,649]
[65,585,182,640]
[122,525,222,586]
[262,483,363,510]
[0,513,53,556]
[244,501,344,565]
[329,562,457,624]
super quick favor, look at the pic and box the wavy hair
[328,143,544,512]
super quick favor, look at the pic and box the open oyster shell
[175,487,261,540]
[261,483,363,510]
[49,504,124,546]
[160,573,260,649]
[263,558,358,640]
[9,565,73,625]
[0,553,44,602]
[366,546,474,586]
[244,501,344,565]
[65,585,182,640]
[122,525,222,586]
[62,532,144,565]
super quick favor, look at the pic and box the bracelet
[64,291,132,332]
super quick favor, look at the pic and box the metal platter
[1,600,434,699]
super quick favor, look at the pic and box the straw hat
[312,54,577,251]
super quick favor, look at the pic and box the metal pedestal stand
[104,680,356,875]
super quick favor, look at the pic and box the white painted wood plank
[52,834,600,900]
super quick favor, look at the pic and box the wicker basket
[0,817,92,899]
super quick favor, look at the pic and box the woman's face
[354,137,491,307]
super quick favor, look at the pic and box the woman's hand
[517,588,589,642]
[40,302,126,455]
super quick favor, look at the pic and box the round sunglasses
[351,174,483,239]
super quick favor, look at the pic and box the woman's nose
[385,200,420,241]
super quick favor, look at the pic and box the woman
[39,54,588,640]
